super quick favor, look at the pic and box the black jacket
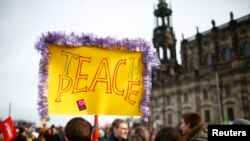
[107,134,127,141]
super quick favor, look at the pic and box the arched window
[166,48,171,59]
[159,46,164,60]
[223,48,232,61]
[158,17,164,26]
[204,110,211,122]
[225,86,232,98]
[227,107,234,121]
[167,113,173,124]
[192,58,199,69]
[205,53,213,65]
[183,93,188,104]
[203,89,209,101]
[166,95,171,106]
[244,42,250,56]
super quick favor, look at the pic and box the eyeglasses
[118,127,129,131]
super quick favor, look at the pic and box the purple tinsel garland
[35,31,160,121]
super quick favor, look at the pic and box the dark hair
[128,134,144,141]
[134,126,148,141]
[64,117,92,141]
[19,127,26,134]
[181,112,201,129]
[154,126,183,141]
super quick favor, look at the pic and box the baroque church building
[150,0,250,127]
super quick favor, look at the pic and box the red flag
[0,116,18,141]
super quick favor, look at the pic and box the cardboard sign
[48,45,143,115]
[35,32,160,119]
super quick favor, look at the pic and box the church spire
[152,0,178,78]
[154,0,172,27]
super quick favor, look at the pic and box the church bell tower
[152,0,178,84]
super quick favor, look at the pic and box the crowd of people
[1,111,250,141]
[62,112,209,141]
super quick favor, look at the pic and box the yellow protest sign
[48,44,143,116]
[35,32,160,119]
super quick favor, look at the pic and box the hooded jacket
[184,124,207,141]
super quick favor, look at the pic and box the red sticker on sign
[76,99,87,111]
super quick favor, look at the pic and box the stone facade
[150,0,250,128]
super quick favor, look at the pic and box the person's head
[134,126,149,141]
[128,134,143,141]
[154,126,183,141]
[111,119,129,140]
[179,112,202,135]
[18,127,27,136]
[233,118,250,125]
[64,117,92,141]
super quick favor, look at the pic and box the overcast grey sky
[0,0,249,127]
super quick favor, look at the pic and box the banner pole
[8,102,11,116]
[92,115,99,141]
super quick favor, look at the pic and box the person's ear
[113,127,119,134]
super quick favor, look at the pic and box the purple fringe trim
[35,31,160,121]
